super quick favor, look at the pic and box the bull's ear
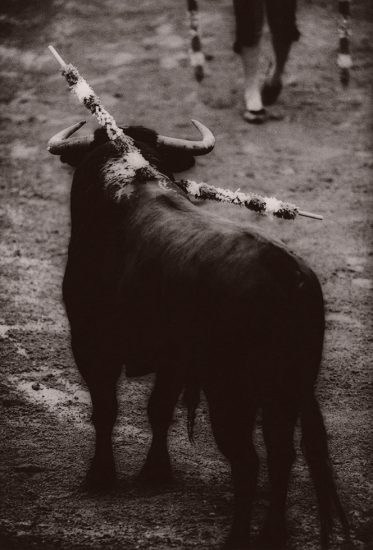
[160,150,195,173]
[59,148,90,167]
[92,127,114,146]
[120,126,158,147]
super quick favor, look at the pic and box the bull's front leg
[86,373,121,489]
[138,366,183,485]
[72,339,122,490]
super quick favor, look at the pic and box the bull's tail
[183,377,201,442]
[300,393,350,548]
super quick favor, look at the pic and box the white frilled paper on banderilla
[177,180,323,220]
[47,45,323,221]
[48,46,134,153]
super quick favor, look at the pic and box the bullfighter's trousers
[233,0,300,52]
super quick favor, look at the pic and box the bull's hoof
[256,523,288,549]
[137,448,174,487]
[243,109,268,124]
[223,534,250,549]
[255,538,287,550]
[137,461,174,487]
[81,477,117,493]
[82,470,117,492]
[82,459,117,492]
[261,81,283,106]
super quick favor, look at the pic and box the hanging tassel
[187,0,205,82]
[337,0,352,87]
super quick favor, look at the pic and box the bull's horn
[47,121,95,154]
[156,119,215,155]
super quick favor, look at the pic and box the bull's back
[65,182,324,384]
[121,191,324,374]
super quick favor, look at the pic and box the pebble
[279,166,295,176]
[355,151,371,159]
[325,313,361,326]
[10,143,39,160]
[109,52,135,67]
[352,278,372,290]
[160,56,180,70]
[346,256,365,272]
[16,521,32,529]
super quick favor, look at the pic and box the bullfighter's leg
[262,0,300,105]
[205,380,259,549]
[72,339,121,489]
[258,398,298,547]
[233,0,267,123]
[138,367,183,484]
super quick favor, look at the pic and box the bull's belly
[124,358,156,378]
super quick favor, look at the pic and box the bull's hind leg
[138,367,183,485]
[205,381,259,549]
[72,340,121,489]
[259,398,298,548]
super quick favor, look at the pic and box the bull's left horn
[156,119,215,155]
[47,121,95,155]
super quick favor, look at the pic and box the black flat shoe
[261,81,283,106]
[243,108,268,124]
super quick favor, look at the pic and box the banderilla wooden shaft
[48,45,67,68]
[47,45,323,222]
[298,210,323,220]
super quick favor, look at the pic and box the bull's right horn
[156,119,215,155]
[47,121,95,155]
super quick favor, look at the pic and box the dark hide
[62,137,348,549]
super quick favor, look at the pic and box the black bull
[50,123,348,549]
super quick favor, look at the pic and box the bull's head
[47,119,215,174]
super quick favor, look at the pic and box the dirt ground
[0,0,372,549]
